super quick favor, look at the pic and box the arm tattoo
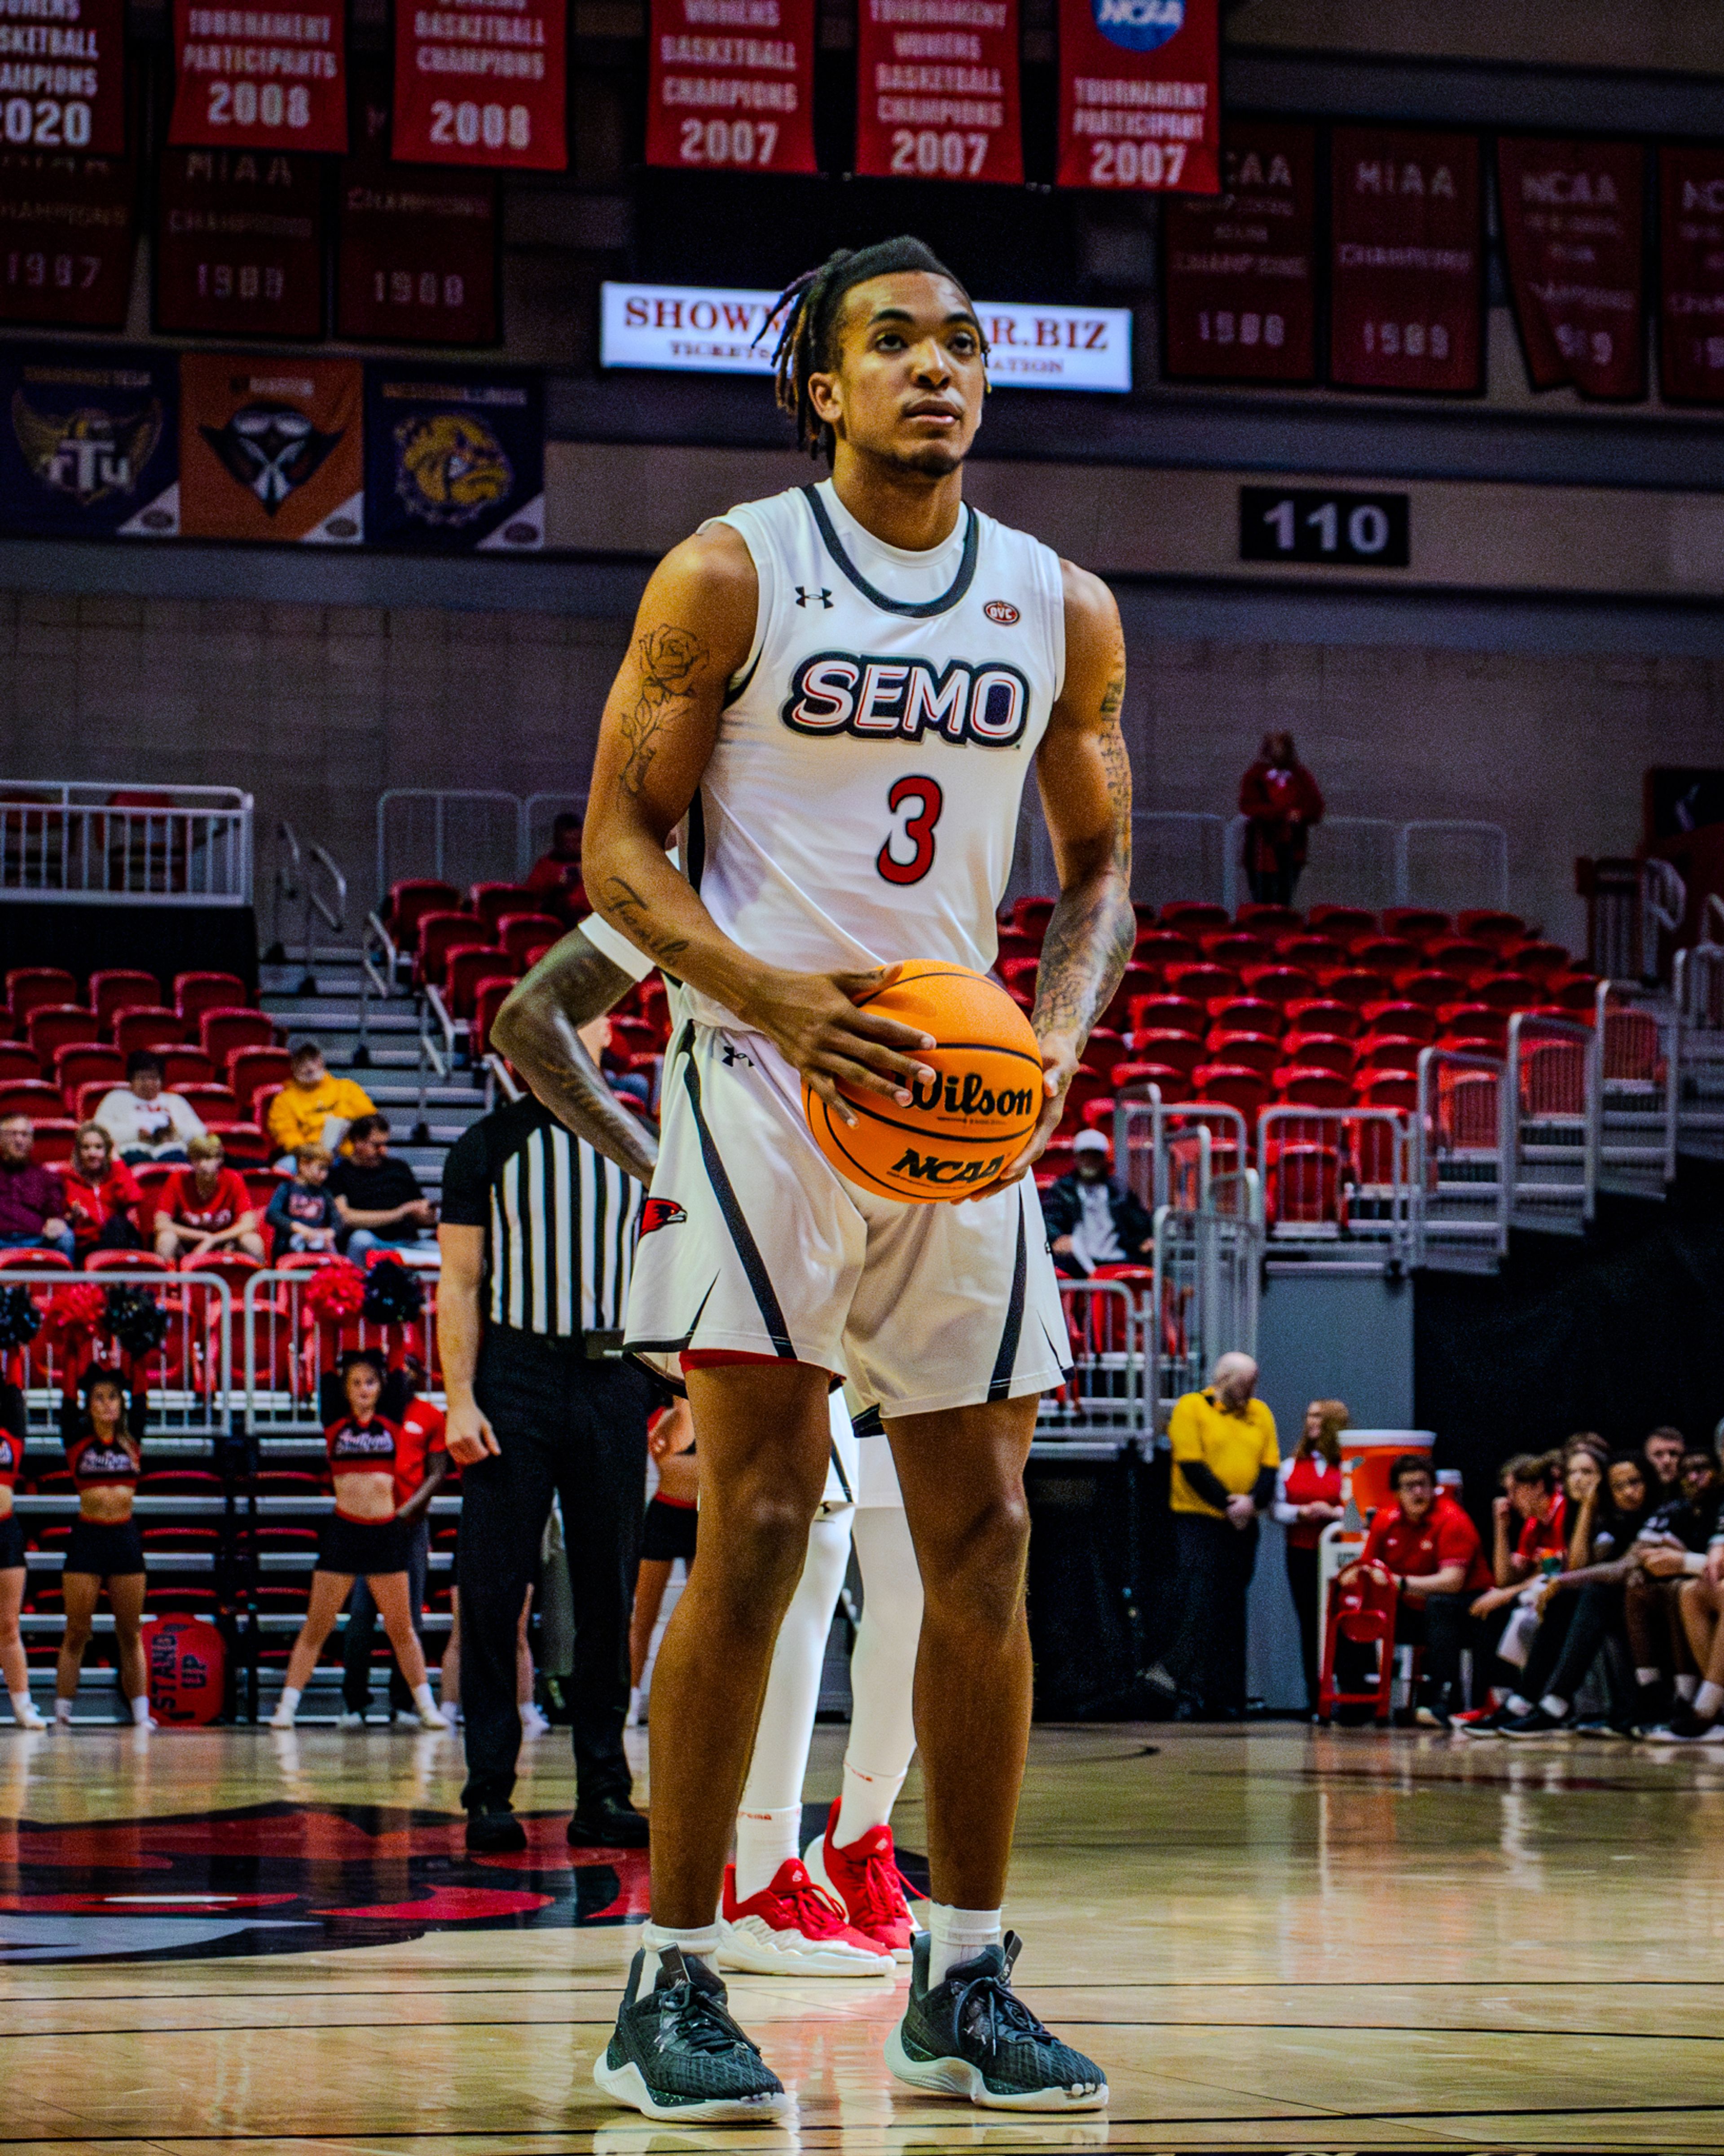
[617,622,710,802]
[491,931,660,1185]
[1031,710,1134,1052]
[600,874,689,968]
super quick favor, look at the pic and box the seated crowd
[1337,1425,1724,1738]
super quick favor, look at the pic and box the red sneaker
[716,1858,894,1976]
[804,1799,916,1961]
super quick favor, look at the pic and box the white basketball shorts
[624,1022,1070,1421]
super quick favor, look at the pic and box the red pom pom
[303,1261,366,1322]
[43,1281,106,1338]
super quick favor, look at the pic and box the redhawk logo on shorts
[639,1199,687,1235]
[983,600,1020,625]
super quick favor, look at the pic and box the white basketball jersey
[677,477,1064,1030]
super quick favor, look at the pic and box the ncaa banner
[363,364,542,551]
[0,148,132,326]
[1056,0,1217,194]
[337,69,498,343]
[1659,145,1724,406]
[179,352,362,542]
[169,0,347,153]
[0,0,128,155]
[646,0,816,176]
[1329,127,1483,394]
[1161,119,1316,383]
[855,0,1021,186]
[155,148,324,339]
[393,0,566,170]
[1497,137,1644,401]
[0,343,177,536]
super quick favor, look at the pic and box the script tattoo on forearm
[1032,707,1134,1052]
[617,622,709,802]
[600,875,690,969]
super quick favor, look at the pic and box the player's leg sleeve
[738,1510,854,1813]
[847,1503,922,1779]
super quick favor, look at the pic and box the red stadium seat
[497,912,565,965]
[1209,997,1283,1039]
[30,1119,76,1164]
[26,1005,99,1064]
[1382,908,1450,944]
[1275,1069,1355,1108]
[1129,994,1206,1038]
[84,1248,174,1274]
[73,1080,114,1123]
[1166,963,1238,1005]
[1266,1141,1342,1227]
[1206,1032,1278,1076]
[472,883,541,935]
[1034,1135,1075,1185]
[1355,1072,1418,1113]
[1520,1037,1588,1117]
[1082,1029,1129,1083]
[1319,1563,1399,1723]
[385,880,462,944]
[1112,1060,1179,1095]
[211,1122,269,1165]
[228,1046,294,1117]
[416,912,490,988]
[173,1084,241,1122]
[1306,905,1377,947]
[1511,942,1570,980]
[0,1245,71,1271]
[1202,931,1268,968]
[1235,903,1302,938]
[5,968,75,1023]
[1284,999,1359,1038]
[180,1250,263,1292]
[175,972,247,1023]
[113,1007,187,1058]
[447,945,520,1019]
[1547,974,1600,1015]
[1240,965,1316,1004]
[1458,909,1529,948]
[0,1044,40,1085]
[1477,973,1539,1013]
[1101,961,1157,1028]
[1192,1065,1271,1118]
[1134,929,1200,970]
[1442,1013,1509,1053]
[1324,970,1392,1010]
[199,1008,275,1065]
[1427,939,1497,983]
[55,1048,123,1115]
[1276,935,1346,974]
[244,1170,288,1215]
[1395,971,1465,1011]
[994,929,1038,971]
[1160,902,1230,935]
[1356,1037,1425,1076]
[0,1080,64,1119]
[1362,1001,1436,1041]
[1352,937,1420,975]
[1280,1033,1356,1075]
[471,978,518,1062]
[1000,956,1040,995]
[158,1048,215,1089]
[89,970,163,1027]
[1058,1067,1113,1131]
[1012,896,1055,941]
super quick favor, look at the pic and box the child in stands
[264,1145,340,1259]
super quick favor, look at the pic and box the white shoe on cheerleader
[716,1859,895,1977]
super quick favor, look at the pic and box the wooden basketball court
[1,1719,1718,2153]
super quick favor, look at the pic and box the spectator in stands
[153,1134,265,1264]
[329,1115,437,1259]
[1042,1129,1154,1278]
[1272,1400,1348,1712]
[0,1114,74,1260]
[56,1124,143,1257]
[1462,1453,1569,1725]
[1146,1353,1278,1720]
[96,1052,205,1165]
[1623,1438,1724,1724]
[581,1013,649,1111]
[524,812,585,908]
[1239,730,1324,907]
[266,1043,374,1167]
[1342,1455,1488,1726]
[1644,1425,1685,1497]
[264,1144,340,1258]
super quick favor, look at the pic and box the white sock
[54,1697,73,1724]
[1697,1681,1724,1719]
[130,1695,153,1726]
[1539,1694,1569,1720]
[835,1760,906,1847]
[640,1921,720,1984]
[11,1691,36,1721]
[1676,1673,1699,1701]
[1636,1667,1662,1688]
[412,1682,439,1716]
[734,1805,801,1900]
[1504,1695,1531,1717]
[927,1903,1002,1986]
[277,1686,302,1717]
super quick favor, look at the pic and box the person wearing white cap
[1040,1128,1155,1278]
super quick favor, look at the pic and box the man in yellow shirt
[1149,1353,1279,1720]
[267,1042,376,1164]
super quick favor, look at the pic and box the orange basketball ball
[803,961,1046,1203]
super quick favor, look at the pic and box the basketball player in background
[503,236,1130,2119]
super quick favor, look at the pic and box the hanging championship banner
[1056,0,1218,194]
[645,0,815,176]
[1497,137,1644,401]
[854,0,1020,185]
[0,344,177,536]
[1162,119,1315,382]
[364,364,541,551]
[1659,144,1724,406]
[169,0,347,154]
[337,72,497,343]
[155,148,323,338]
[0,149,131,326]
[179,353,362,542]
[1329,127,1483,393]
[393,0,566,170]
[0,0,127,155]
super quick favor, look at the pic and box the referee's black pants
[458,1327,650,1816]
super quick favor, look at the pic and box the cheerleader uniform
[65,1429,144,1578]
[321,1411,412,1576]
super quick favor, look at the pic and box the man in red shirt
[340,1354,449,1725]
[1347,1455,1489,1726]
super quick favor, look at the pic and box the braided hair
[764,235,984,462]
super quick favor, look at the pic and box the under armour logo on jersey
[795,586,834,609]
[719,1041,756,1069]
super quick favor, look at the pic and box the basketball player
[500,235,1130,2118]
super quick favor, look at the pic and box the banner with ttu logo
[363,364,542,550]
[1056,0,1218,195]
[600,282,1131,391]
[0,343,178,536]
[169,0,349,153]
[178,352,363,541]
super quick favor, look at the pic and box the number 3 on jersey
[877,775,944,886]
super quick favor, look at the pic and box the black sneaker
[1646,1709,1724,1744]
[593,1945,787,2122]
[569,1794,650,1849]
[886,1931,1107,2112]
[465,1806,527,1854]
[1453,1703,1516,1738]
[1498,1704,1570,1739]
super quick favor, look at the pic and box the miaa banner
[169,0,348,152]
[155,148,325,339]
[0,343,178,536]
[393,0,567,170]
[1328,127,1483,394]
[1056,0,1217,194]
[854,0,1021,185]
[1497,137,1644,401]
[646,0,816,176]
[363,363,542,550]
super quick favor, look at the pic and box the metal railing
[1216,814,1509,917]
[1504,1009,1597,1236]
[0,782,252,904]
[1257,1106,1416,1261]
[1113,1088,1251,1215]
[1594,979,1678,1197]
[1394,820,1509,913]
[0,1268,233,1442]
[1223,814,1397,915]
[1041,1277,1147,1442]
[243,1267,436,1439]
[273,823,347,983]
[376,789,526,904]
[1149,1173,1263,1435]
[1642,858,1688,984]
[1414,1045,1510,1270]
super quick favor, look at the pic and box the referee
[439,1080,651,1854]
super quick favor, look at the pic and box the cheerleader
[0,1410,44,1727]
[57,1371,151,1729]
[269,1349,448,1730]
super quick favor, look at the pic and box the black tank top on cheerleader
[325,1412,404,1522]
[67,1429,139,1498]
[0,1428,20,1493]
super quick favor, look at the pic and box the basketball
[802,961,1047,1202]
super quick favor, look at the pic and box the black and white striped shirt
[440,1098,643,1337]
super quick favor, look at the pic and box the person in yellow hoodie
[267,1042,376,1167]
